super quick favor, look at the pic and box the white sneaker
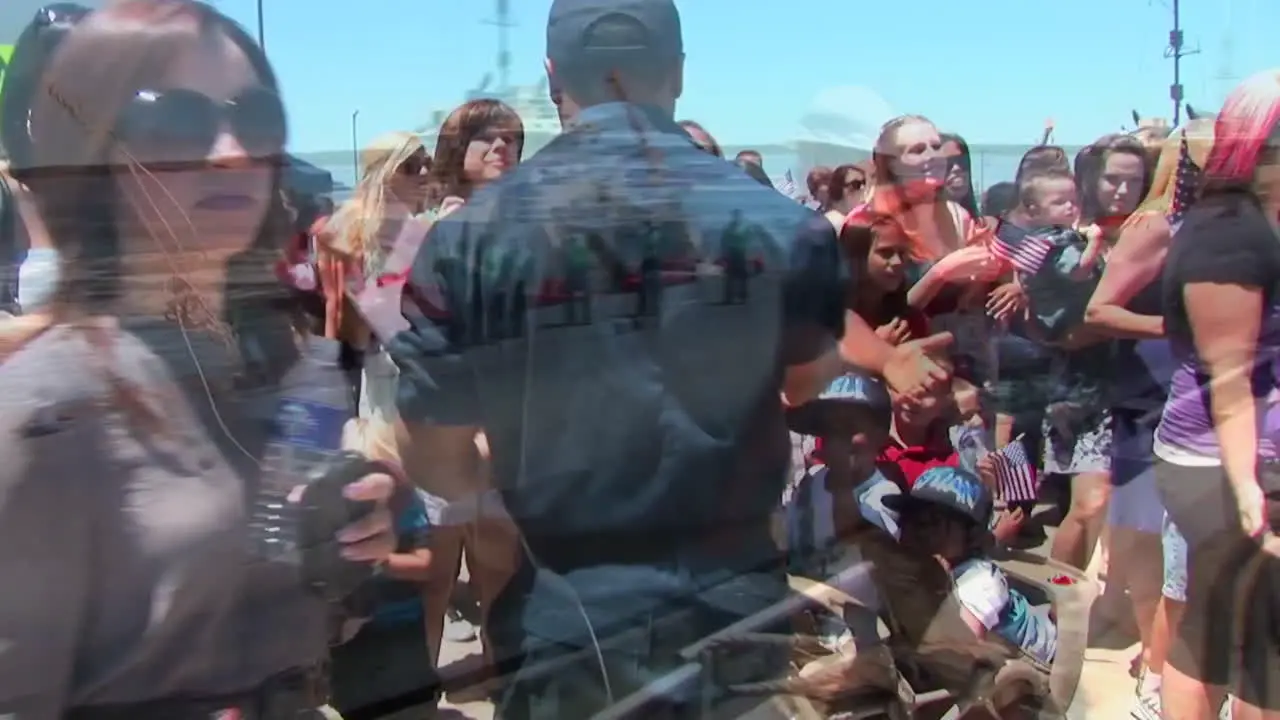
[1130,692,1161,720]
[1220,695,1234,720]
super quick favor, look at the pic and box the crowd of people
[0,1,1278,720]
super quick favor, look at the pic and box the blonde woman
[317,131,430,346]
[318,132,440,714]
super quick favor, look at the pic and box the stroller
[692,374,1096,719]
[694,514,1093,718]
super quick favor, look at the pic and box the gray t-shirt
[0,323,327,717]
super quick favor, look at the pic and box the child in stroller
[886,466,1058,666]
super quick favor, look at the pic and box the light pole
[256,0,264,49]
[350,110,360,185]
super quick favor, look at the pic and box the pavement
[425,515,1143,720]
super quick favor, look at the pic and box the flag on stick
[990,436,1040,503]
[775,169,797,198]
[988,231,1053,276]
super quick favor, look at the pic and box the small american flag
[988,229,1054,276]
[775,169,797,198]
[1167,133,1202,226]
[991,437,1040,503]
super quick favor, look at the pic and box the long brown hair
[1074,133,1152,223]
[20,0,293,421]
[839,211,910,325]
[431,98,524,201]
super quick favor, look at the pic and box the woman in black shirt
[1156,70,1280,719]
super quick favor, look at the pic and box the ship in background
[415,0,560,159]
[416,74,561,159]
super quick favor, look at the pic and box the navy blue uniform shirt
[386,102,845,641]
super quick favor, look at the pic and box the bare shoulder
[1113,211,1171,257]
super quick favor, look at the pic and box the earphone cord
[121,155,261,468]
[467,271,613,705]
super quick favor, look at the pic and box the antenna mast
[1215,0,1237,99]
[482,0,515,93]
[1165,0,1200,125]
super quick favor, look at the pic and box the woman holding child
[1022,134,1150,576]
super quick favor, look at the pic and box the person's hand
[934,246,1003,285]
[993,508,1027,545]
[339,474,398,562]
[875,318,912,345]
[293,473,397,563]
[986,281,1026,323]
[976,453,998,490]
[1235,481,1268,538]
[881,331,954,403]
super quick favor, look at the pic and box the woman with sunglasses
[317,132,429,346]
[939,132,980,220]
[387,95,528,702]
[0,2,399,717]
[432,98,524,218]
[822,161,870,230]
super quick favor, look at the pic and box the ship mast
[1164,0,1200,125]
[482,0,515,94]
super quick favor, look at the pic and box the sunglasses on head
[114,87,286,165]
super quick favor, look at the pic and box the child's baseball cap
[785,372,892,437]
[883,465,994,529]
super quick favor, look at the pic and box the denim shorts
[1161,512,1188,602]
[1042,406,1113,475]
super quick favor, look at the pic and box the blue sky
[207,0,1275,156]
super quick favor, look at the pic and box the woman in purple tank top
[1152,70,1280,720]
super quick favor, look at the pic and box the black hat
[546,0,683,70]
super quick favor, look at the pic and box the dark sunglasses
[399,155,428,176]
[34,3,89,30]
[115,87,286,164]
[845,177,866,191]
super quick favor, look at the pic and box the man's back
[392,102,844,550]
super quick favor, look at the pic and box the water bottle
[250,337,378,601]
